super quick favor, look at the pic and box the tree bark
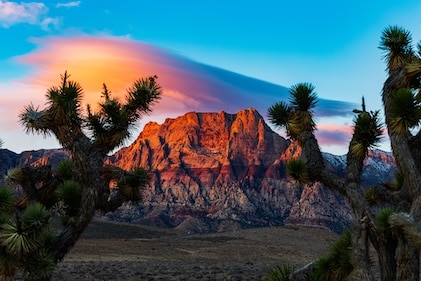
[52,143,105,262]
[382,66,421,281]
[375,234,397,281]
[396,235,419,281]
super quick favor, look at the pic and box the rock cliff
[107,108,387,233]
[0,109,396,233]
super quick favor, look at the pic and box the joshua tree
[0,72,161,280]
[268,26,421,281]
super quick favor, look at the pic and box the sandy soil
[52,221,338,280]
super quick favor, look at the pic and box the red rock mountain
[107,108,354,233]
[1,108,396,233]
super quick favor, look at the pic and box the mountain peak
[112,108,288,172]
[1,109,396,233]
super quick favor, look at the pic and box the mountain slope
[106,108,395,233]
[0,109,396,233]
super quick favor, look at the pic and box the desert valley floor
[51,220,338,281]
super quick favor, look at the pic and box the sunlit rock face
[108,108,355,233]
[1,108,396,233]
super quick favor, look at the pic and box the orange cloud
[16,36,232,116]
[3,35,358,154]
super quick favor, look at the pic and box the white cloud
[0,1,59,28]
[40,16,60,30]
[56,1,81,8]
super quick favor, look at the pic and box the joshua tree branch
[389,212,421,250]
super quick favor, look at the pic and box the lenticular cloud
[9,35,358,152]
[16,35,355,118]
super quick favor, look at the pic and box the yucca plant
[55,159,73,181]
[350,110,383,160]
[22,203,50,233]
[55,180,82,221]
[389,88,421,135]
[379,25,413,72]
[4,168,24,184]
[0,221,38,258]
[268,83,317,140]
[364,188,377,206]
[260,263,294,281]
[312,230,353,281]
[289,83,318,111]
[45,75,83,128]
[286,158,308,184]
[0,188,14,214]
[0,72,160,280]
[117,167,151,202]
[268,102,294,136]
[23,248,55,281]
[375,208,394,233]
[0,203,50,260]
[384,172,403,191]
[0,251,17,281]
[289,83,317,133]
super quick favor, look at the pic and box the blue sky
[1,1,421,154]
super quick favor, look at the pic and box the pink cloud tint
[3,35,358,153]
[315,123,354,147]
[16,36,243,115]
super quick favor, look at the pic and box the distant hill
[0,108,396,233]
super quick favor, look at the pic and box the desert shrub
[310,230,353,281]
[260,263,294,281]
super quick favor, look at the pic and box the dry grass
[53,221,338,280]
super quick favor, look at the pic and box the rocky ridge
[0,108,396,233]
[105,108,395,233]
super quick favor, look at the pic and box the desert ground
[52,220,338,281]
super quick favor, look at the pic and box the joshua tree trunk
[267,26,421,281]
[349,217,376,281]
[395,236,419,281]
[382,67,421,281]
[52,146,105,262]
[1,72,162,279]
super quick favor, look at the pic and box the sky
[1,1,421,155]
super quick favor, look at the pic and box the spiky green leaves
[22,203,50,232]
[117,167,151,202]
[19,103,51,137]
[0,219,36,257]
[289,83,318,111]
[364,188,377,206]
[375,208,394,233]
[261,263,294,281]
[379,25,413,71]
[55,180,82,220]
[46,72,83,126]
[0,188,14,226]
[385,172,403,191]
[23,248,55,280]
[286,158,308,184]
[4,168,24,185]
[0,203,50,258]
[55,159,73,181]
[268,102,292,128]
[87,76,162,151]
[0,187,14,214]
[268,83,318,139]
[350,111,383,160]
[87,86,131,148]
[0,202,55,280]
[312,230,353,281]
[389,88,421,135]
[124,76,162,121]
